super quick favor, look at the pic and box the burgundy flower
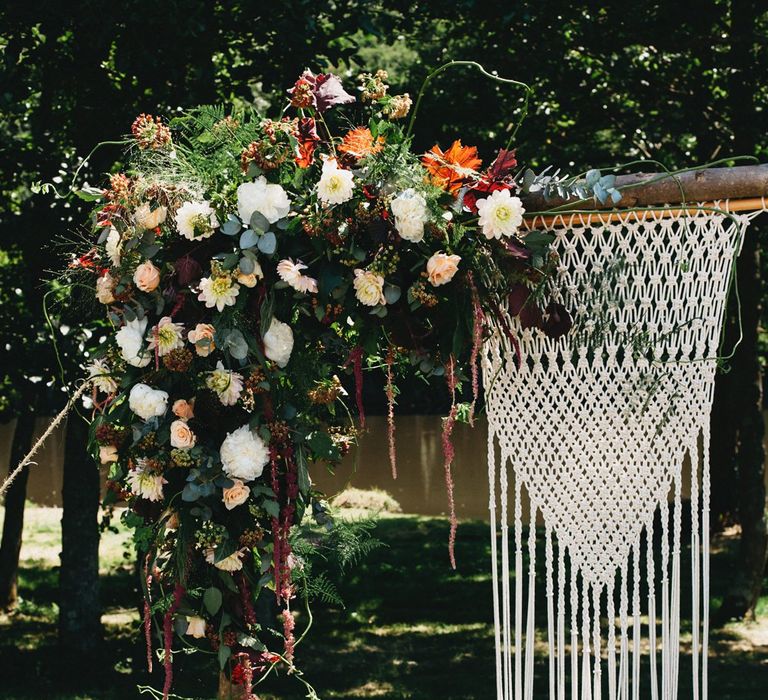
[295,117,319,168]
[464,148,518,213]
[288,70,355,113]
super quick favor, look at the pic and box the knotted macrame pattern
[482,202,763,700]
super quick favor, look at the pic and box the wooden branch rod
[520,164,768,213]
[523,197,767,229]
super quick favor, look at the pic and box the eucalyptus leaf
[250,210,270,233]
[239,256,255,274]
[384,285,401,304]
[257,231,276,255]
[221,214,241,236]
[239,229,259,249]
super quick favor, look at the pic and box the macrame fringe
[481,203,756,699]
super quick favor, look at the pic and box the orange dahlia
[338,127,385,159]
[422,139,482,195]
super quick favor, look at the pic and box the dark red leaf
[175,255,202,286]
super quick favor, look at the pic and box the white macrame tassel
[482,203,759,700]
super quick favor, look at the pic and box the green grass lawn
[0,506,766,699]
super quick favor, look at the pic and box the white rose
[105,227,122,266]
[391,189,428,242]
[115,317,151,367]
[219,425,269,482]
[317,158,354,205]
[237,176,291,224]
[262,318,294,368]
[476,189,525,240]
[353,269,386,306]
[129,383,169,421]
[175,200,219,240]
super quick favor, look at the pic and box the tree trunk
[0,412,36,610]
[712,0,768,622]
[58,415,102,656]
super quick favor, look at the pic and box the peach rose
[99,445,118,464]
[172,399,195,421]
[133,260,161,292]
[426,252,461,287]
[170,419,196,449]
[188,323,216,357]
[222,479,250,510]
[236,261,263,288]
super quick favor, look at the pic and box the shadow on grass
[0,515,766,699]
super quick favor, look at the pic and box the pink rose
[222,479,250,510]
[133,260,161,292]
[426,252,461,287]
[188,323,216,357]
[170,419,196,449]
[172,399,195,421]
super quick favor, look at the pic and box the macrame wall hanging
[482,199,765,700]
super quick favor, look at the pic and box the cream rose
[426,252,461,287]
[133,260,161,293]
[222,479,251,510]
[134,203,168,230]
[96,273,116,304]
[99,445,118,464]
[353,269,386,306]
[170,419,196,449]
[185,616,206,639]
[172,399,195,421]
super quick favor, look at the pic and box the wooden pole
[523,196,766,230]
[520,164,768,214]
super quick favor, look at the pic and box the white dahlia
[219,425,269,481]
[147,316,185,356]
[476,189,525,240]
[206,361,244,406]
[86,358,118,394]
[197,275,240,312]
[175,200,219,240]
[277,259,318,294]
[127,461,167,502]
